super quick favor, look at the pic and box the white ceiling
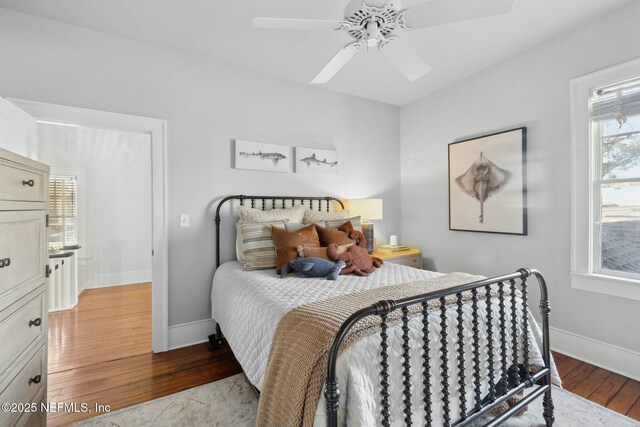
[0,0,633,105]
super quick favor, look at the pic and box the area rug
[73,374,639,427]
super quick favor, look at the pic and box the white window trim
[50,167,87,259]
[570,57,640,301]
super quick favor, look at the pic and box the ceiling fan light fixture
[365,21,381,47]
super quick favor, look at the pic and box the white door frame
[11,99,169,352]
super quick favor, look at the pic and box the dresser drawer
[0,290,46,386]
[20,392,45,427]
[0,346,46,427]
[0,161,47,203]
[0,211,47,299]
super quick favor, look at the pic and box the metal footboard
[325,268,555,427]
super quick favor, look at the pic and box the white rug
[73,374,640,427]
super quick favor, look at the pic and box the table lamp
[346,198,383,253]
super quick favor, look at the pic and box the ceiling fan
[253,0,514,84]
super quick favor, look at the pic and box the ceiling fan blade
[384,39,431,81]
[403,0,514,29]
[252,17,343,31]
[311,43,361,85]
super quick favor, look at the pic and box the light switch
[180,214,190,227]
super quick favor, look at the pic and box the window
[591,78,640,279]
[49,174,78,249]
[571,59,640,300]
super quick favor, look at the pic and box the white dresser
[0,147,49,427]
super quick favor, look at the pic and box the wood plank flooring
[48,286,638,425]
[48,283,152,374]
[553,351,640,421]
[47,283,241,426]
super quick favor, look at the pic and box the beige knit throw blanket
[256,272,486,427]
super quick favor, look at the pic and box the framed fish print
[235,140,290,173]
[294,147,339,174]
[448,127,527,235]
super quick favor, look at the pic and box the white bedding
[211,261,558,426]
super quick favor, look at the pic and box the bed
[211,195,557,427]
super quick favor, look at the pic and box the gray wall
[400,2,640,353]
[0,8,401,326]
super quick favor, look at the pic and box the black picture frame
[448,127,527,235]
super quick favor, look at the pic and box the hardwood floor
[48,283,152,374]
[553,351,640,421]
[47,283,240,426]
[47,343,241,426]
[48,287,638,425]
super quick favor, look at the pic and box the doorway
[41,122,154,377]
[11,99,169,352]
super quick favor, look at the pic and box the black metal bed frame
[325,269,554,427]
[214,194,344,268]
[212,195,554,427]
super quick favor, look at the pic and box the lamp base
[361,222,375,254]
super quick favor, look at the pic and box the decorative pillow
[285,221,325,232]
[236,219,289,262]
[238,204,306,223]
[325,216,362,232]
[298,244,353,260]
[271,224,320,273]
[303,208,350,224]
[237,221,286,270]
[316,223,357,246]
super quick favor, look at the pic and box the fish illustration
[455,152,511,224]
[239,151,287,166]
[299,153,338,167]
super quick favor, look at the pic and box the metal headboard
[214,195,345,268]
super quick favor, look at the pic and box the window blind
[591,77,640,121]
[49,175,78,248]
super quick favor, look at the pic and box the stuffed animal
[326,230,383,277]
[281,257,346,281]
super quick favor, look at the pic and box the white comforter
[211,261,558,427]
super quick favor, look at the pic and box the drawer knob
[29,318,42,327]
[22,179,35,187]
[0,258,9,268]
[28,375,41,385]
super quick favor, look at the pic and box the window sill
[571,271,640,301]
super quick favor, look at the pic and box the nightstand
[372,247,423,269]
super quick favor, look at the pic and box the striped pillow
[325,216,362,231]
[237,221,286,270]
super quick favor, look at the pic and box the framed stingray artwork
[448,127,527,235]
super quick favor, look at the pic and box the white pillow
[238,204,306,223]
[285,221,325,232]
[303,208,350,224]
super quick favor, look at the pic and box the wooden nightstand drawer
[372,248,423,269]
[389,254,422,268]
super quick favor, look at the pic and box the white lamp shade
[346,198,383,220]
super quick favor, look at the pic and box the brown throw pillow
[337,221,356,234]
[316,223,356,246]
[298,244,353,260]
[271,224,320,273]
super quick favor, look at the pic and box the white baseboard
[168,318,216,350]
[83,269,152,290]
[550,327,640,382]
